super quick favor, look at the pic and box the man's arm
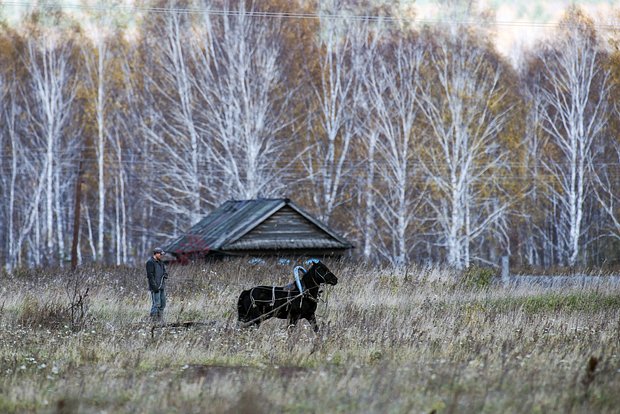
[146,260,158,292]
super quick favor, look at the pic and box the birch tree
[193,1,294,202]
[591,141,620,241]
[591,33,620,244]
[105,14,138,264]
[586,87,620,245]
[348,18,381,262]
[0,74,33,270]
[519,68,552,266]
[22,21,79,265]
[531,7,612,266]
[0,46,8,267]
[0,37,24,270]
[365,35,425,266]
[302,1,363,224]
[418,27,516,269]
[139,5,208,232]
[0,27,51,269]
[81,13,116,262]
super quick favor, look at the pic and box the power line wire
[2,151,620,169]
[3,1,620,30]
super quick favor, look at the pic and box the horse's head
[305,260,338,286]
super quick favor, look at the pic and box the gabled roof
[163,198,353,256]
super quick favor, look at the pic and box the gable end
[223,206,346,250]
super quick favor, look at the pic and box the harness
[241,264,329,327]
[241,290,308,328]
[293,266,305,293]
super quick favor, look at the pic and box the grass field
[1,260,619,413]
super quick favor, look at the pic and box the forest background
[2,0,620,271]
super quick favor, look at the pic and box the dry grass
[1,260,619,413]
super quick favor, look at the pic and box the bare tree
[193,1,294,202]
[347,17,381,262]
[519,70,551,267]
[417,28,515,269]
[302,1,363,224]
[81,11,117,262]
[140,4,208,231]
[22,28,79,265]
[532,8,612,266]
[363,35,426,267]
[1,71,49,268]
[0,68,21,270]
[591,140,620,241]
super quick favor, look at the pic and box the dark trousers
[150,289,166,319]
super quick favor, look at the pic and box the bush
[17,296,69,329]
[460,266,497,289]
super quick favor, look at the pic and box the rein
[240,290,306,328]
[241,267,326,326]
[305,267,332,316]
[239,262,336,330]
[246,265,325,303]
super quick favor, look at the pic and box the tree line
[1,0,620,270]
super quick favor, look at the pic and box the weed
[487,292,620,313]
[460,266,497,289]
[17,296,69,329]
[581,355,599,398]
[65,272,90,331]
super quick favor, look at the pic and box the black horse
[237,260,338,332]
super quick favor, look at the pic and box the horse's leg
[244,305,264,328]
[254,306,272,328]
[307,314,319,333]
[287,314,299,330]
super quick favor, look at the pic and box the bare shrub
[17,295,69,329]
[460,266,497,289]
[65,270,91,331]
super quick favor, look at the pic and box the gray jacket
[146,256,167,292]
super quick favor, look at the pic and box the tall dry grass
[0,260,619,413]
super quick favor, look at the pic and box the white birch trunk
[84,203,97,260]
[366,38,425,266]
[3,80,19,271]
[418,29,514,269]
[534,14,611,266]
[194,2,293,202]
[362,131,378,260]
[96,41,106,261]
[25,36,77,265]
[305,5,361,223]
[54,164,65,264]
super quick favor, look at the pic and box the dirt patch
[180,363,310,382]
[274,365,309,379]
[180,364,255,381]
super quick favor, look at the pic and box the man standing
[146,247,168,322]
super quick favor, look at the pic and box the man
[146,247,168,322]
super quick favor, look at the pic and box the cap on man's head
[153,247,165,254]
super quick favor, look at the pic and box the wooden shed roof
[163,198,353,256]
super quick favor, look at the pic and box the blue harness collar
[293,266,306,293]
